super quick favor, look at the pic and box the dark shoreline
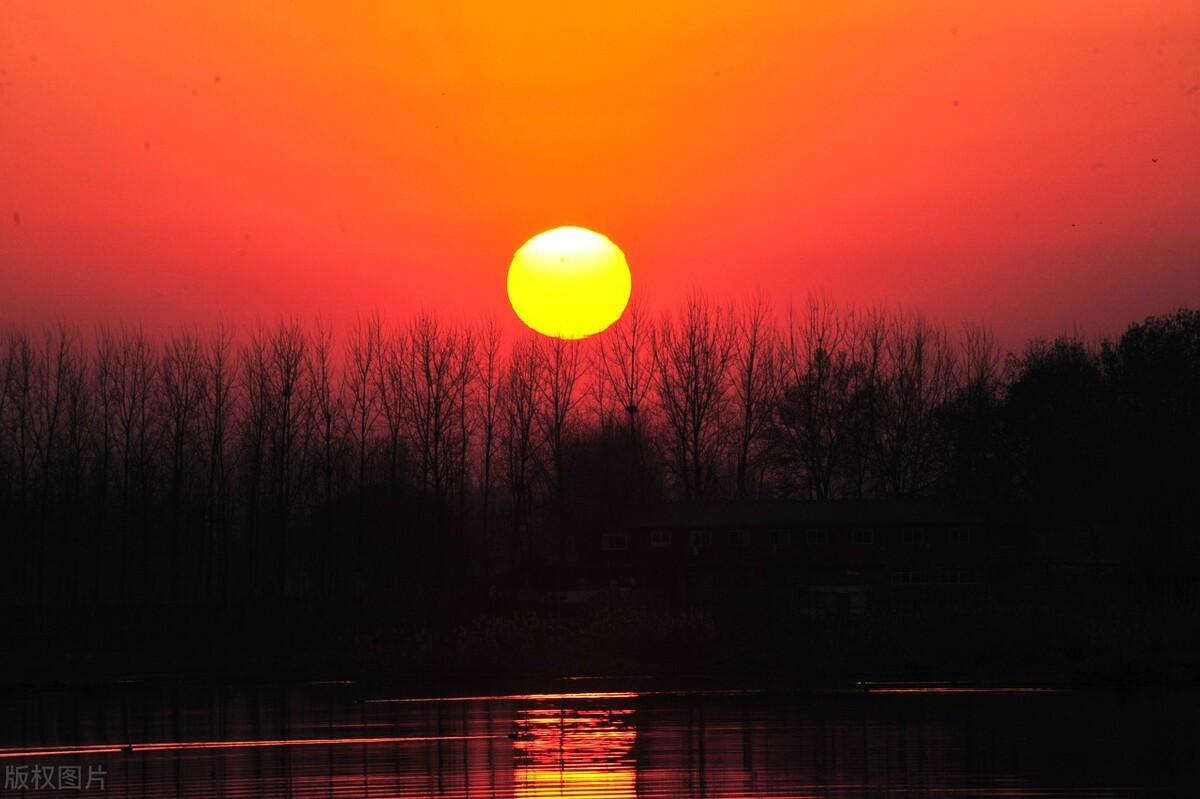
[5,591,1199,694]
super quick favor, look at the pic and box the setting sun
[506,226,632,340]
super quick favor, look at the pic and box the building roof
[623,500,979,530]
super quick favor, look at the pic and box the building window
[891,571,913,585]
[902,527,923,544]
[852,527,875,545]
[689,529,712,547]
[949,527,972,544]
[770,530,789,547]
[601,533,629,552]
[729,529,748,547]
[805,528,828,546]
[940,570,978,585]
[650,530,672,548]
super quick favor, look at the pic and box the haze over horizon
[2,2,1198,348]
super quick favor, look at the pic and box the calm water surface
[1,682,1197,797]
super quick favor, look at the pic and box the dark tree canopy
[1,302,1197,608]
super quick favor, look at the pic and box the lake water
[1,682,1197,797]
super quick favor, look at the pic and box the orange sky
[2,1,1198,345]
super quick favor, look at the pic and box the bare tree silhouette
[0,302,1195,609]
[652,294,735,501]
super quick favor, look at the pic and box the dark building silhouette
[584,500,995,616]
[1033,522,1123,581]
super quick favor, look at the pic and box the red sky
[2,2,1198,347]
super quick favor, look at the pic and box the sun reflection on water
[513,703,637,798]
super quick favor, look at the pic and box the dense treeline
[1,298,1197,607]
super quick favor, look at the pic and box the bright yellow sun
[507,226,632,340]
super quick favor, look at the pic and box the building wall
[586,518,990,599]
